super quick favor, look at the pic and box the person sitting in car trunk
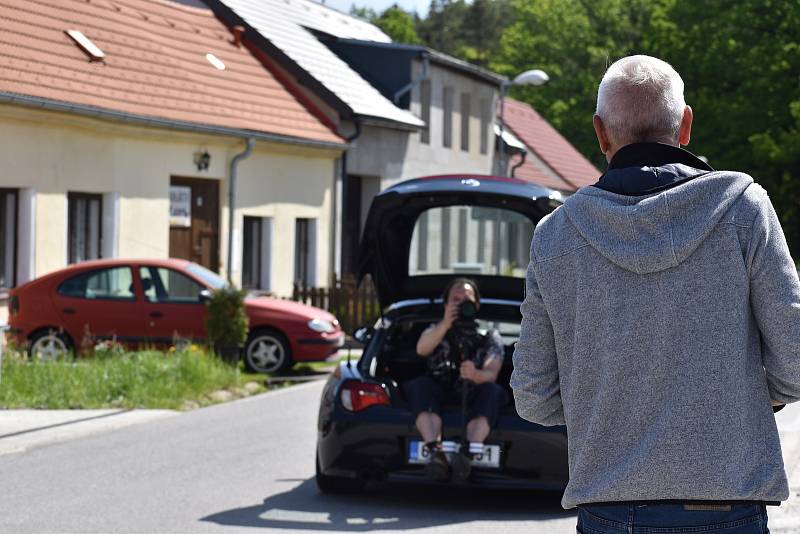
[403,277,507,482]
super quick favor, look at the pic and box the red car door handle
[149,311,164,319]
[62,308,76,315]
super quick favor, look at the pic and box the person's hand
[442,301,459,330]
[460,360,477,381]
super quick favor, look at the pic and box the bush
[205,286,249,347]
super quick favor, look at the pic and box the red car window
[57,267,135,301]
[139,266,204,304]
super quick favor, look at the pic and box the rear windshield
[408,205,534,278]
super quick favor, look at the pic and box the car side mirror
[352,326,374,344]
[198,289,212,303]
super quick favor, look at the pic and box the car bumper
[294,332,345,360]
[317,405,569,490]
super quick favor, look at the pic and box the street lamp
[497,69,550,176]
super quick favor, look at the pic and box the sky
[317,0,431,17]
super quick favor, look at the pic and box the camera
[457,300,478,322]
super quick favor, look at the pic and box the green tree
[373,5,423,44]
[495,0,672,169]
[349,5,377,20]
[646,0,800,251]
[417,0,470,55]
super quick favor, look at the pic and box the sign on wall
[169,186,191,227]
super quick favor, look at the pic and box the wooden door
[169,177,219,272]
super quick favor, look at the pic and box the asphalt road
[0,381,576,533]
[0,380,797,533]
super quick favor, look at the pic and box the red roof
[502,98,600,191]
[0,0,343,145]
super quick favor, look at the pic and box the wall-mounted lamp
[193,149,211,171]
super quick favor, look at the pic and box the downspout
[332,120,362,283]
[227,138,255,283]
[393,53,430,105]
[510,151,527,178]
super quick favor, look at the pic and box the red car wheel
[243,329,292,374]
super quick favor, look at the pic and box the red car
[5,258,344,373]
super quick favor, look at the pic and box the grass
[0,345,267,410]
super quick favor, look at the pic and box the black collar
[607,143,714,172]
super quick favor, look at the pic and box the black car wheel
[243,329,292,374]
[315,453,365,494]
[28,329,73,361]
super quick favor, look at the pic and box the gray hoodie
[512,165,800,509]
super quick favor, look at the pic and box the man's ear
[593,115,611,156]
[678,105,693,146]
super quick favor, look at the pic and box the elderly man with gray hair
[512,54,799,532]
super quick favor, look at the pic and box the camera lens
[458,300,477,320]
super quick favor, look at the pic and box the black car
[315,174,567,493]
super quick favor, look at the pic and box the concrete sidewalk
[0,409,177,456]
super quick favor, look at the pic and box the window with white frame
[242,216,271,291]
[68,193,102,264]
[0,189,17,289]
[294,218,316,287]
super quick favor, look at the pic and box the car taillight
[8,296,19,315]
[339,380,390,412]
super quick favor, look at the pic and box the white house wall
[0,105,338,296]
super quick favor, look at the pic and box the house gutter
[510,152,527,178]
[227,138,255,283]
[0,92,346,151]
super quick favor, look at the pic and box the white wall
[0,105,340,296]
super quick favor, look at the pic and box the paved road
[0,380,797,533]
[0,381,576,533]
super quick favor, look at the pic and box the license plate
[407,440,501,468]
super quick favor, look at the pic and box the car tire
[315,452,365,494]
[243,329,292,374]
[28,329,73,362]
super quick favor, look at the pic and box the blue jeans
[577,503,770,533]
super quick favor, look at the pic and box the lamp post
[497,69,550,176]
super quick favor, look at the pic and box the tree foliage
[491,0,800,252]
[374,5,423,44]
[416,0,512,67]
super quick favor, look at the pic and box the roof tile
[502,98,601,190]
[0,0,343,144]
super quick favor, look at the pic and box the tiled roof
[0,0,343,145]
[263,0,391,42]
[502,98,601,191]
[215,0,424,127]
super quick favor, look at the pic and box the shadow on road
[202,478,574,531]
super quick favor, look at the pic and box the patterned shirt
[423,324,504,385]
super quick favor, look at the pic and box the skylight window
[65,30,105,61]
[205,53,225,70]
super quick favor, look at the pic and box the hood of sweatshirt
[563,162,753,274]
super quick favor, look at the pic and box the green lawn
[0,345,267,410]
